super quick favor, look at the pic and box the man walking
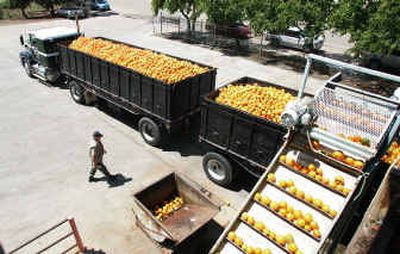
[89,131,113,182]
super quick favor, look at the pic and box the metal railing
[8,218,84,254]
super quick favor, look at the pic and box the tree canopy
[330,0,400,56]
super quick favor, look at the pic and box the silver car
[266,27,325,52]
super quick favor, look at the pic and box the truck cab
[19,27,79,83]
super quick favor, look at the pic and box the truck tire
[23,59,33,78]
[138,117,162,146]
[69,80,86,104]
[203,152,233,187]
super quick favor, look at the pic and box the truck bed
[59,37,216,128]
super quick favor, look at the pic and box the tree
[151,0,206,33]
[330,0,400,56]
[9,0,33,18]
[205,0,245,25]
[244,0,333,37]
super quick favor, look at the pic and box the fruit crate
[200,77,301,179]
[210,134,363,254]
[58,37,217,128]
[132,173,220,246]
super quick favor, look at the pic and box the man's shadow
[91,173,132,188]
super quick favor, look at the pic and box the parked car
[56,6,87,19]
[266,27,325,52]
[90,0,111,11]
[206,21,251,40]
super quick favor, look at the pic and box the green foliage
[330,0,400,55]
[8,0,31,9]
[205,0,244,25]
[244,0,333,37]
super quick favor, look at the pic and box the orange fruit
[305,194,313,203]
[247,216,255,225]
[286,179,295,188]
[313,229,321,238]
[227,231,236,241]
[343,188,350,196]
[261,196,271,206]
[286,213,295,222]
[241,212,249,221]
[279,155,286,163]
[316,168,323,176]
[279,201,288,209]
[332,151,345,161]
[254,221,265,231]
[345,157,355,166]
[304,213,313,224]
[296,190,305,199]
[304,224,311,232]
[286,157,295,167]
[263,249,272,254]
[254,193,262,202]
[308,171,317,178]
[296,219,306,228]
[310,221,319,230]
[279,208,288,217]
[329,209,337,217]
[329,181,337,189]
[276,235,286,246]
[294,210,303,220]
[288,243,298,253]
[335,175,345,185]
[287,205,294,213]
[308,164,316,171]
[284,233,294,244]
[354,160,364,169]
[267,173,276,183]
[234,236,243,246]
[270,201,279,211]
[278,180,287,188]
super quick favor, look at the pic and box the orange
[294,210,303,220]
[335,175,345,185]
[267,173,276,183]
[332,151,345,161]
[296,219,306,228]
[329,209,337,217]
[286,158,295,167]
[261,196,271,206]
[279,201,288,209]
[329,181,337,189]
[296,190,305,199]
[308,171,317,178]
[263,249,272,254]
[241,212,249,221]
[345,157,355,166]
[254,221,265,231]
[279,155,286,163]
[304,213,313,224]
[287,205,294,213]
[286,179,295,188]
[254,193,262,202]
[354,160,364,169]
[227,231,236,241]
[254,248,262,254]
[308,163,316,171]
[284,233,294,244]
[313,229,321,238]
[278,180,287,188]
[343,188,350,196]
[276,235,286,246]
[304,224,311,232]
[310,221,319,230]
[316,167,323,176]
[288,243,298,253]
[234,236,243,246]
[279,208,288,217]
[270,201,280,211]
[247,216,255,225]
[286,213,295,222]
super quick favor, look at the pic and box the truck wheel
[69,80,86,104]
[23,60,33,77]
[203,152,233,187]
[138,117,162,146]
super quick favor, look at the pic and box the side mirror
[19,35,24,46]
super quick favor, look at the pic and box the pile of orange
[215,84,294,124]
[382,141,400,165]
[69,37,209,84]
[279,155,351,196]
[227,231,273,254]
[152,196,184,221]
[253,193,321,239]
[331,150,364,169]
[240,212,301,254]
[267,173,337,217]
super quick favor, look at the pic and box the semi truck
[19,27,216,146]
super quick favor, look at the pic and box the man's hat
[93,131,103,137]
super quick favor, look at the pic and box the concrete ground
[0,6,352,254]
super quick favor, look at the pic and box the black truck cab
[19,27,79,82]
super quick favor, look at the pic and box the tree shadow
[84,248,106,254]
[90,173,133,188]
